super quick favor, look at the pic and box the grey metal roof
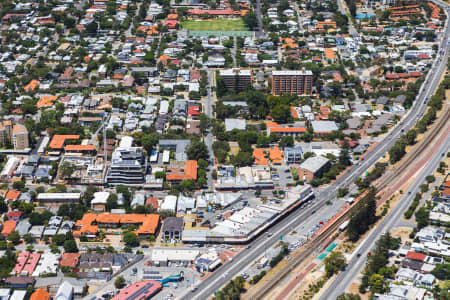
[299,156,330,173]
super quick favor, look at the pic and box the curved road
[185,1,450,298]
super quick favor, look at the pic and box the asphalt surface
[185,2,450,297]
[320,132,450,300]
[205,69,214,191]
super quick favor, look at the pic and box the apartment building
[219,68,252,92]
[12,124,29,150]
[271,70,313,95]
[0,121,12,146]
[106,137,145,185]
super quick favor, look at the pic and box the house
[60,253,80,269]
[1,220,17,236]
[296,156,330,181]
[30,289,50,300]
[91,192,110,212]
[162,217,184,241]
[225,119,246,132]
[55,281,73,300]
[4,276,35,288]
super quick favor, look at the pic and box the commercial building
[111,280,162,300]
[162,217,184,241]
[37,193,81,204]
[296,156,330,181]
[219,68,252,92]
[150,249,199,267]
[106,137,145,186]
[12,124,29,150]
[271,70,313,95]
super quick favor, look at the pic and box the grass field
[181,19,248,31]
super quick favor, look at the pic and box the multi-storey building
[271,70,313,95]
[12,124,29,150]
[0,121,12,146]
[106,137,145,185]
[219,68,252,92]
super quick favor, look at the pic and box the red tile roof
[406,251,426,261]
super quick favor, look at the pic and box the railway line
[247,104,450,300]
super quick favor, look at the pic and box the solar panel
[143,270,160,274]
[142,276,162,280]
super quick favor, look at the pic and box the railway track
[375,106,449,191]
[247,105,449,300]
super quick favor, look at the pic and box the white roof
[151,249,199,262]
[119,136,133,148]
[91,192,110,205]
[10,290,26,300]
[55,281,73,300]
[225,119,246,132]
[160,195,177,212]
[37,193,81,200]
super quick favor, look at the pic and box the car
[356,253,361,257]
[367,252,371,257]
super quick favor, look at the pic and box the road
[336,0,358,36]
[185,1,450,297]
[255,0,263,38]
[320,3,450,297]
[321,133,450,300]
[205,69,214,191]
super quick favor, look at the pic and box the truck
[257,256,268,269]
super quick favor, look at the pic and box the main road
[186,1,450,298]
[320,131,450,300]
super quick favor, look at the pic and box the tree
[60,161,76,179]
[63,240,78,253]
[123,232,139,247]
[338,149,351,166]
[198,113,210,135]
[106,193,118,211]
[346,188,377,241]
[415,206,429,229]
[230,151,253,167]
[279,136,294,148]
[82,185,97,205]
[337,293,361,300]
[23,234,35,244]
[86,21,98,35]
[243,10,258,30]
[7,231,20,245]
[431,264,450,280]
[368,274,388,293]
[52,234,66,246]
[324,251,346,276]
[115,276,126,289]
[12,181,25,191]
[186,140,209,161]
[404,129,417,145]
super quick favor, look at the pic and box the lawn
[181,19,248,31]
